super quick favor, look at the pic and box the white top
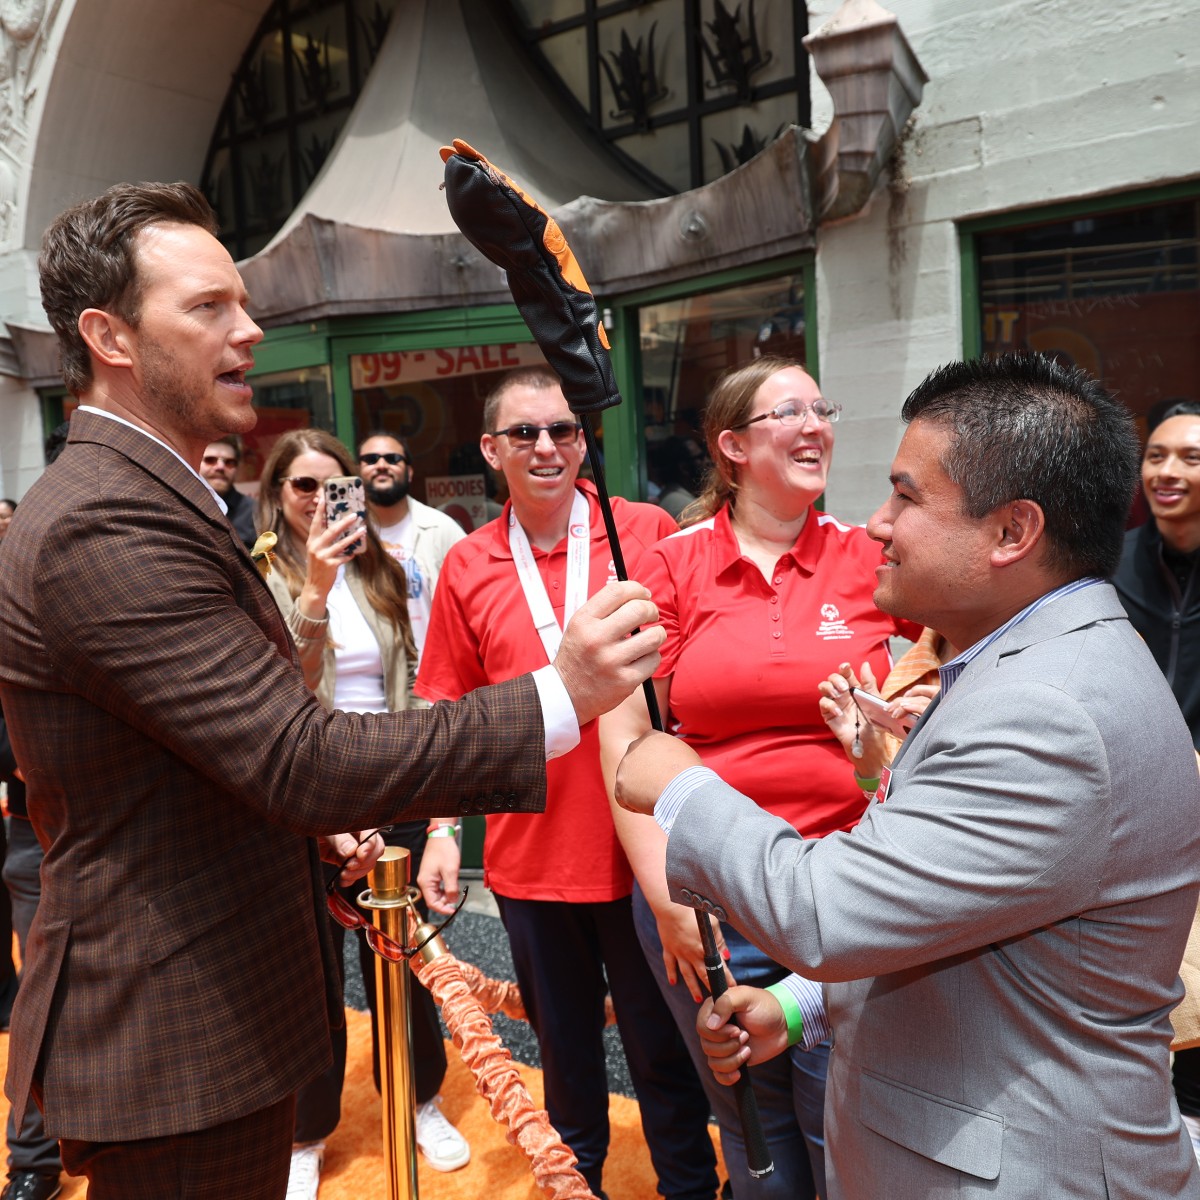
[325,565,387,713]
[376,510,428,662]
[376,498,466,664]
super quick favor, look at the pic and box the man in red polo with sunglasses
[417,366,720,1200]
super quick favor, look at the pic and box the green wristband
[853,773,881,793]
[765,981,805,1048]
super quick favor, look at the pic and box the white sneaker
[414,1096,471,1171]
[1183,1114,1200,1165]
[286,1141,325,1200]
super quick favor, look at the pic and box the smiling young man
[615,355,1200,1200]
[1113,399,1200,1164]
[1114,401,1200,746]
[416,367,720,1200]
[0,184,665,1197]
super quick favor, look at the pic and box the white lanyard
[509,489,591,664]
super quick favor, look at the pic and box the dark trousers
[1175,1046,1200,1117]
[293,821,447,1143]
[3,815,60,1176]
[59,1093,294,1198]
[494,892,719,1200]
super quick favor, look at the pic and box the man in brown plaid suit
[0,182,664,1198]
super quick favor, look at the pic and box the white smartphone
[850,686,915,739]
[323,475,367,557]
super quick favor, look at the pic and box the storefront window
[349,341,549,532]
[976,197,1200,429]
[239,365,335,492]
[637,272,807,505]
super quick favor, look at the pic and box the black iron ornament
[235,56,273,132]
[248,150,287,221]
[359,1,392,64]
[303,130,336,185]
[713,122,770,174]
[701,0,772,102]
[294,30,336,110]
[600,24,669,130]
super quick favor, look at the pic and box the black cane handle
[580,417,775,1179]
[696,910,775,1179]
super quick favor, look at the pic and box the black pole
[580,416,774,1180]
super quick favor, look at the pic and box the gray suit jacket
[668,583,1200,1198]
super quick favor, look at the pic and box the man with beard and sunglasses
[358,432,465,666]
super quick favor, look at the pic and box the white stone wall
[815,0,1200,524]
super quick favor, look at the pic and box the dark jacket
[223,485,258,550]
[1113,520,1200,748]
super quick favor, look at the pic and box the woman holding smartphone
[256,429,470,1200]
[600,358,921,1200]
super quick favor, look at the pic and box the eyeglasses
[730,399,842,430]
[202,454,238,468]
[281,475,322,495]
[488,422,582,448]
[359,452,409,466]
[325,828,469,961]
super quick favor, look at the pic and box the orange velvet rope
[411,952,599,1200]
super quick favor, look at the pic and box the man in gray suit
[615,355,1200,1198]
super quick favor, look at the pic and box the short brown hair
[39,182,218,395]
[686,356,809,523]
[482,366,561,433]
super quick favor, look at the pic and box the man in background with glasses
[199,432,256,550]
[0,183,664,1198]
[416,366,721,1200]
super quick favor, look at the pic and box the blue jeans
[632,884,828,1200]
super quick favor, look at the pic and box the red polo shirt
[635,504,922,838]
[416,481,677,901]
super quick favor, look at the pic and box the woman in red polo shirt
[601,356,920,1200]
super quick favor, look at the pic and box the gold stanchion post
[359,846,419,1200]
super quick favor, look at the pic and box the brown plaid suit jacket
[0,410,546,1142]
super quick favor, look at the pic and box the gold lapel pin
[250,530,277,578]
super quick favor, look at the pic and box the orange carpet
[0,1007,723,1198]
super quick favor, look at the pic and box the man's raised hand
[554,581,664,726]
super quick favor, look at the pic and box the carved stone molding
[0,0,62,249]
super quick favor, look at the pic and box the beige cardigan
[264,563,425,713]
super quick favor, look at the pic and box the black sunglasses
[325,828,468,961]
[359,452,409,466]
[281,475,321,495]
[488,422,582,448]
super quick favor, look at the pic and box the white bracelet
[426,824,461,839]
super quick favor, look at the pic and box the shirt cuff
[654,765,720,835]
[533,665,580,761]
[766,975,829,1051]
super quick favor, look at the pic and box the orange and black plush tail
[440,139,776,1183]
[440,139,619,417]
